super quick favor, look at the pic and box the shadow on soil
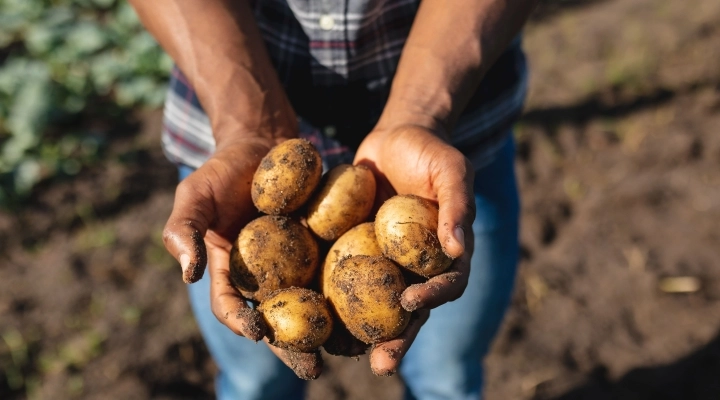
[546,331,720,400]
[522,78,720,130]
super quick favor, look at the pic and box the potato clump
[258,287,333,352]
[251,138,323,215]
[230,215,319,301]
[374,194,452,277]
[326,255,410,344]
[306,164,376,241]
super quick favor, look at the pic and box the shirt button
[319,14,335,31]
[323,125,337,138]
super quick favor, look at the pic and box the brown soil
[1,0,720,399]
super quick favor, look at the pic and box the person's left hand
[353,124,476,376]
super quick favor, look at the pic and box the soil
[2,0,720,399]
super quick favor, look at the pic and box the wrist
[375,46,464,140]
[211,110,298,150]
[203,69,298,149]
[213,128,296,153]
[374,104,451,142]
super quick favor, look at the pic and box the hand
[162,137,323,379]
[354,125,476,375]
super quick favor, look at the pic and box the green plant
[0,0,172,205]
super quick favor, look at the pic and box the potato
[258,288,333,352]
[374,194,452,277]
[327,255,410,344]
[306,164,376,241]
[251,138,323,215]
[229,215,319,301]
[320,222,382,296]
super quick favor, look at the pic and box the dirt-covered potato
[251,138,323,215]
[320,222,382,296]
[229,215,319,301]
[327,255,410,344]
[306,164,376,241]
[258,288,333,352]
[374,194,452,277]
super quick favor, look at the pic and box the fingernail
[180,253,190,274]
[453,226,465,250]
[376,369,395,377]
[401,293,422,312]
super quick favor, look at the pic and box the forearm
[377,0,537,136]
[129,0,296,146]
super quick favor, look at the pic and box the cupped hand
[354,125,476,375]
[162,137,323,379]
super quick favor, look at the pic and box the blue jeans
[178,136,519,400]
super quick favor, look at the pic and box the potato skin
[320,222,382,297]
[251,138,323,215]
[374,194,453,277]
[258,288,333,352]
[306,164,376,241]
[327,255,410,344]
[229,215,319,301]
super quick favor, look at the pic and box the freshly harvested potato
[320,222,382,296]
[327,255,410,344]
[251,138,322,215]
[229,215,319,301]
[258,288,333,352]
[306,164,376,241]
[375,194,452,277]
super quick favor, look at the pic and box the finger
[264,339,324,380]
[163,173,215,283]
[369,309,430,376]
[207,237,266,341]
[401,240,472,311]
[433,153,475,259]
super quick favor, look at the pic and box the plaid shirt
[162,0,528,171]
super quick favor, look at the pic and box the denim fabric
[177,135,519,400]
[401,137,519,400]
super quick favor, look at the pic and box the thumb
[163,173,215,283]
[433,153,475,259]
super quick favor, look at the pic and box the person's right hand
[162,137,324,380]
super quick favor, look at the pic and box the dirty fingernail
[453,226,465,250]
[180,253,190,274]
[401,293,422,312]
[374,369,395,377]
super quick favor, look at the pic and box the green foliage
[0,0,172,205]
